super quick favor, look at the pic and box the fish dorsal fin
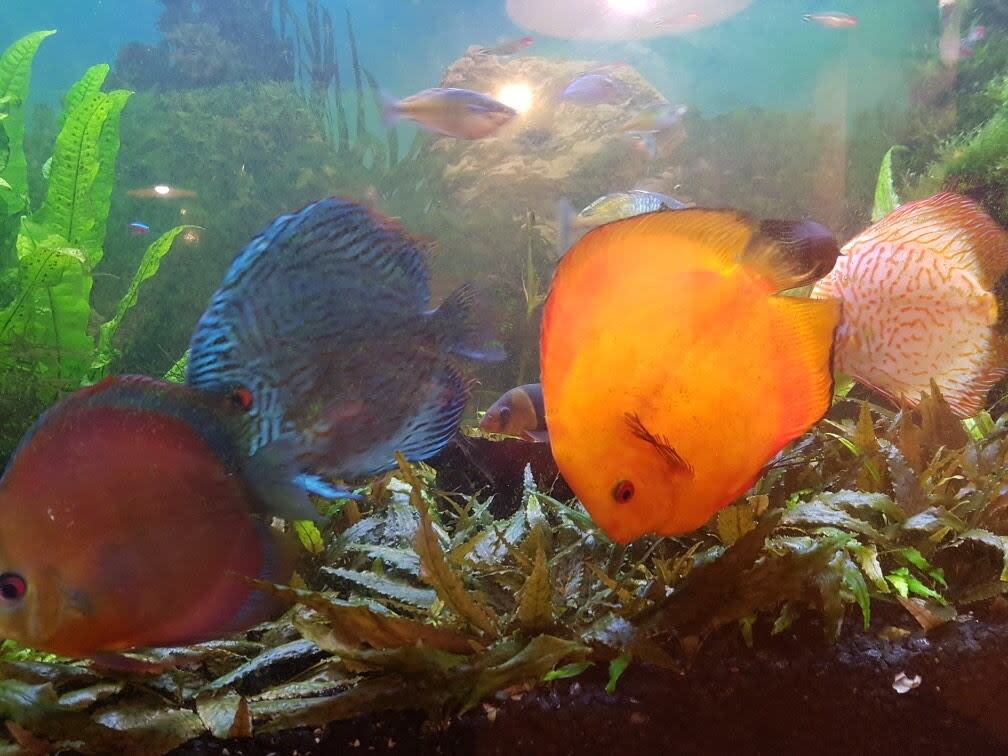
[846,192,1008,289]
[574,208,838,290]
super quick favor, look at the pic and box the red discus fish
[0,377,298,656]
[811,192,1008,418]
[541,209,840,542]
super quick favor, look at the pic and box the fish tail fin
[433,283,507,362]
[766,295,840,441]
[556,199,576,258]
[380,92,401,128]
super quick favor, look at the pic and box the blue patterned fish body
[187,198,494,486]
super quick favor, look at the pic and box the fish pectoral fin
[624,413,694,478]
[245,437,325,522]
[524,429,550,443]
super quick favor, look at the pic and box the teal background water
[9,0,935,116]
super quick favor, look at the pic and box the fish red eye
[229,387,254,411]
[612,480,635,503]
[0,573,26,602]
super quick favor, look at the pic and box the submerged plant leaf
[606,654,630,695]
[871,145,902,222]
[543,661,594,681]
[253,581,479,654]
[469,635,589,709]
[90,225,191,380]
[516,546,553,633]
[397,455,499,638]
[0,30,55,213]
[294,520,325,555]
[91,700,206,755]
[195,691,253,739]
[322,566,436,609]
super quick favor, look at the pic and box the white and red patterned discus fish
[812,192,1008,418]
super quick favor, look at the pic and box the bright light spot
[496,82,534,115]
[179,207,188,216]
[154,184,171,196]
[607,0,650,16]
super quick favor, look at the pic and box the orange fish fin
[860,192,1008,289]
[765,295,841,438]
[625,413,695,478]
[582,208,756,269]
[743,219,841,291]
[581,209,839,291]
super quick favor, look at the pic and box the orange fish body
[541,210,840,542]
[811,192,1008,418]
[0,377,290,656]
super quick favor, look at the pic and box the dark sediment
[173,608,1008,755]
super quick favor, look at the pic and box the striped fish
[187,198,501,496]
[811,192,1008,418]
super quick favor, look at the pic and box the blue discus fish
[187,198,501,497]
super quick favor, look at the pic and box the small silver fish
[559,73,629,106]
[381,88,517,139]
[803,12,858,28]
[477,36,534,56]
[556,190,690,256]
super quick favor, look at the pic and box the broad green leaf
[838,555,871,630]
[344,543,420,574]
[90,225,189,380]
[294,520,325,555]
[848,542,889,592]
[38,88,132,265]
[871,145,902,222]
[59,64,108,129]
[543,661,594,681]
[163,350,189,383]
[0,31,55,214]
[717,501,756,545]
[606,654,630,694]
[782,499,886,542]
[0,218,91,392]
[91,702,206,754]
[516,546,553,632]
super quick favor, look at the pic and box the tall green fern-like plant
[0,32,188,428]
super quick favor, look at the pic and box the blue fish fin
[431,283,506,363]
[340,364,470,478]
[244,436,324,522]
[294,473,364,501]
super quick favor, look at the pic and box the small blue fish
[559,73,629,106]
[128,221,150,235]
[187,198,504,493]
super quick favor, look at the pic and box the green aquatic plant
[0,31,188,455]
[4,381,1008,752]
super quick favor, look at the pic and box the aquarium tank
[1,0,1008,753]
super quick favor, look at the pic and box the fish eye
[228,387,254,411]
[0,573,27,602]
[499,406,512,424]
[612,480,635,504]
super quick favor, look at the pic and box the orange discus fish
[811,192,1008,418]
[540,209,841,542]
